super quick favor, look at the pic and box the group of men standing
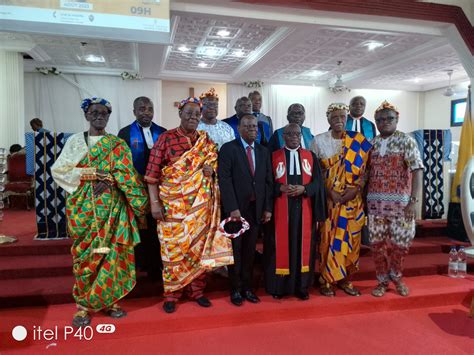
[52,89,423,327]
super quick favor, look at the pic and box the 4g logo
[63,324,115,341]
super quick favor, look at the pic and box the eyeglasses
[375,117,396,124]
[283,132,301,137]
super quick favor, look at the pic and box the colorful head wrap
[375,100,399,116]
[326,103,348,117]
[178,97,202,110]
[199,88,219,101]
[81,97,112,114]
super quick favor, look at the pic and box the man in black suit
[118,96,166,280]
[218,114,273,306]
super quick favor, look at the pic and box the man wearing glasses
[366,101,423,298]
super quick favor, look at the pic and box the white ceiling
[14,1,471,91]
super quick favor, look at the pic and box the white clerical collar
[138,123,154,149]
[285,145,301,175]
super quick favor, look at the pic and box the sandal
[319,283,336,297]
[337,281,361,297]
[395,282,409,297]
[371,283,388,297]
[72,310,91,328]
[105,304,127,319]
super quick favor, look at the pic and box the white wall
[227,84,421,136]
[161,81,227,129]
[421,82,470,142]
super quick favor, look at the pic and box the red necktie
[246,146,255,176]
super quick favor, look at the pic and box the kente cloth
[51,133,148,311]
[146,131,234,293]
[197,120,235,150]
[129,121,165,175]
[315,131,371,284]
[367,131,424,217]
[28,132,72,239]
[272,148,313,275]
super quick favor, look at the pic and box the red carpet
[0,209,473,353]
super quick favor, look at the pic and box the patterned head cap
[81,97,112,114]
[326,103,349,117]
[375,100,399,116]
[178,97,202,110]
[199,88,219,101]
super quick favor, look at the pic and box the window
[450,98,467,127]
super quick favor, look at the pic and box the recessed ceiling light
[363,41,385,51]
[233,50,245,57]
[80,54,105,63]
[198,62,208,68]
[305,70,328,77]
[178,45,190,52]
[217,29,231,37]
[196,46,225,57]
[405,77,421,83]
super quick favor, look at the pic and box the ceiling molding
[0,32,35,52]
[232,26,293,78]
[442,24,474,78]
[171,2,445,36]
[23,62,123,76]
[27,45,51,62]
[158,69,232,82]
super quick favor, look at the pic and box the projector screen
[0,0,170,44]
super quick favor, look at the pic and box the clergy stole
[272,148,313,275]
[130,121,161,175]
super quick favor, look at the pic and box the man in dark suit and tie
[118,96,166,280]
[218,114,273,306]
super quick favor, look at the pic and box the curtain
[24,73,162,135]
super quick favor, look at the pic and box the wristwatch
[409,196,419,203]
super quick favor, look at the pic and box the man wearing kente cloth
[264,123,326,300]
[118,96,166,280]
[145,97,233,313]
[52,97,149,327]
[312,103,372,297]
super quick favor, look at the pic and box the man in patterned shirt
[366,101,423,297]
[197,88,235,150]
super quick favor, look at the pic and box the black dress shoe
[272,294,283,300]
[230,291,243,306]
[163,301,176,313]
[243,290,260,303]
[196,296,212,307]
[296,291,309,300]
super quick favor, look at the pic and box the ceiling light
[363,41,385,51]
[233,49,245,57]
[198,62,208,68]
[217,29,231,37]
[178,45,190,52]
[196,46,226,57]
[405,77,421,83]
[305,70,328,77]
[80,54,105,63]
